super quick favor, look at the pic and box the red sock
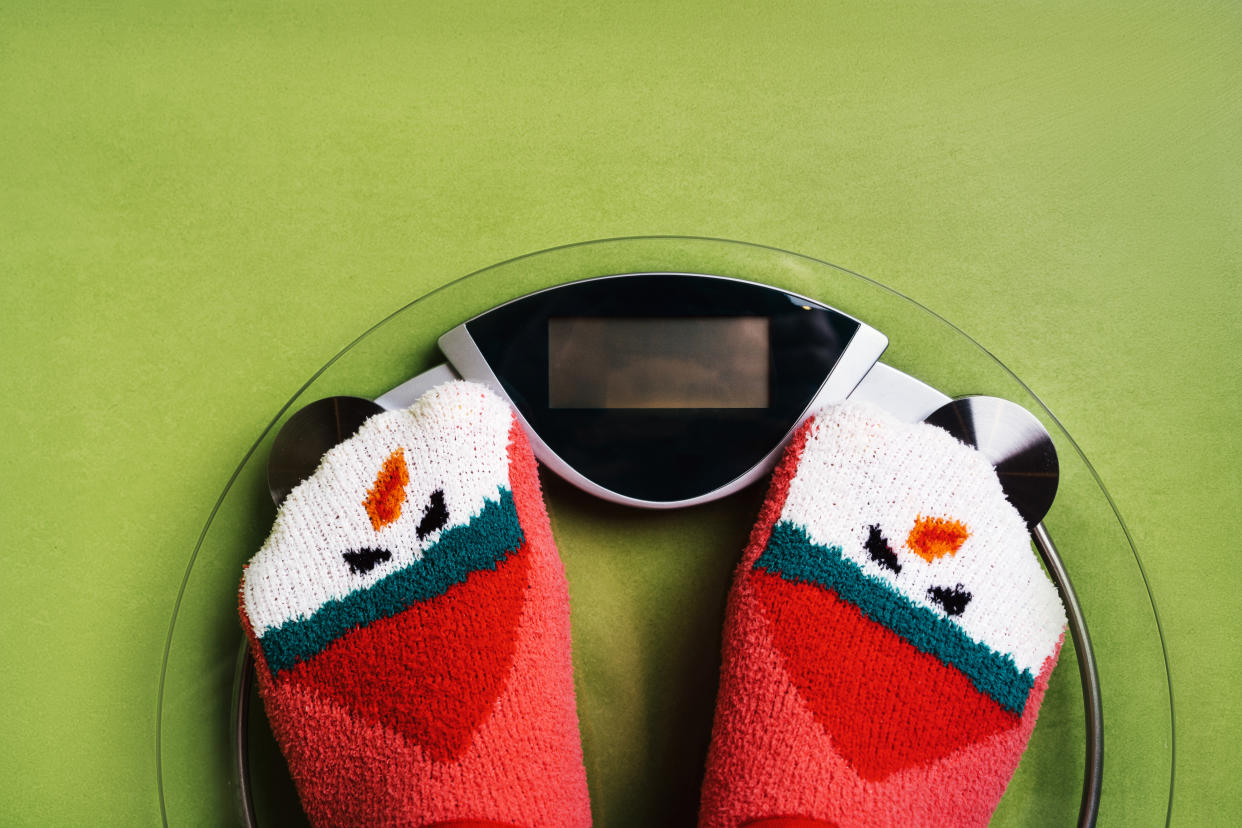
[699,403,1066,827]
[240,382,590,827]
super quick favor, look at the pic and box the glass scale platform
[157,237,1173,826]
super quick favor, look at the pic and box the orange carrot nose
[364,447,409,531]
[905,515,969,562]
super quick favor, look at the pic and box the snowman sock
[698,402,1066,828]
[239,381,591,828]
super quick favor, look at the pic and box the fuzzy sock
[239,381,591,828]
[698,402,1067,828]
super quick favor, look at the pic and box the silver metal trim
[846,361,951,422]
[1032,522,1103,828]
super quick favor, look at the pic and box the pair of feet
[240,382,1065,827]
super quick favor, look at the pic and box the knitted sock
[698,402,1067,828]
[239,381,591,828]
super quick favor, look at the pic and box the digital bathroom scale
[157,237,1174,828]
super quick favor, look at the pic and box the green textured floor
[2,2,1238,825]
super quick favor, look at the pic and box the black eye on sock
[342,547,392,575]
[416,488,449,540]
[928,584,973,616]
[865,524,901,573]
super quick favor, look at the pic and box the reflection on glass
[548,317,770,409]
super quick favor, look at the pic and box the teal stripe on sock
[260,489,525,675]
[754,520,1033,715]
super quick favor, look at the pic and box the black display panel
[465,273,861,502]
[548,317,770,409]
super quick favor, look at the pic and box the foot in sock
[239,381,590,828]
[698,402,1067,828]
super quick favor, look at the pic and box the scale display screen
[547,317,770,409]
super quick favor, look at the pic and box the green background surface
[2,1,1238,825]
